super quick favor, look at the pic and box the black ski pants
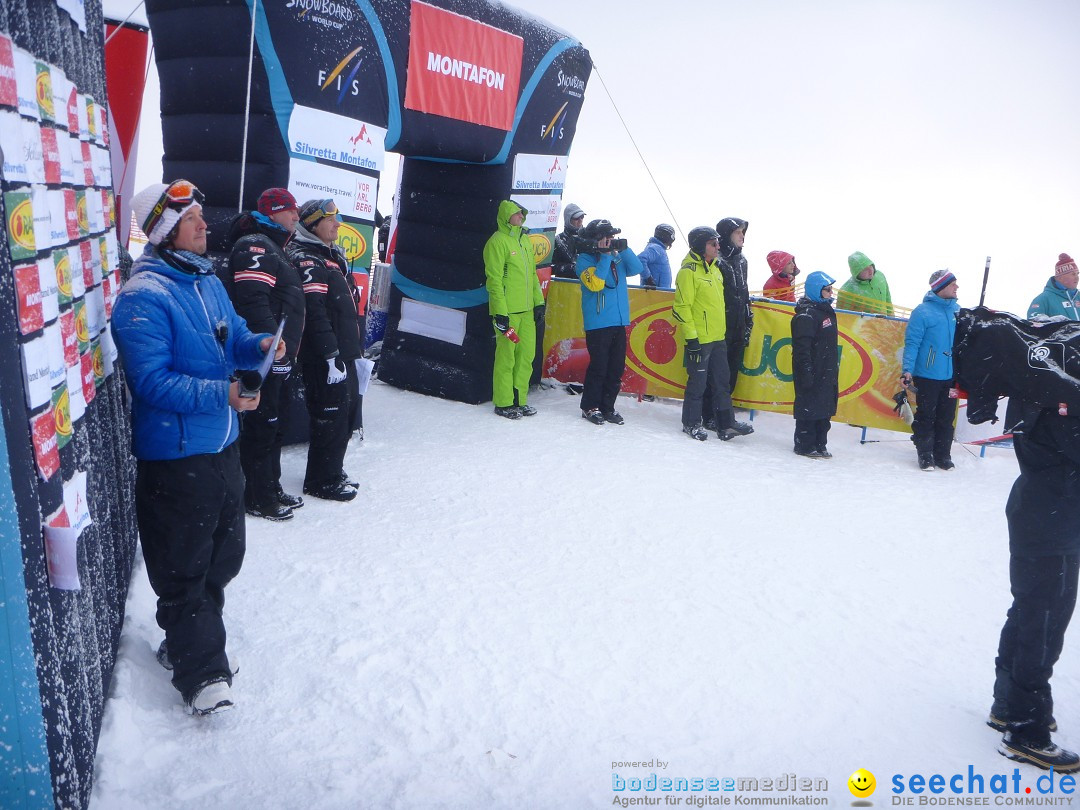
[239,366,291,510]
[581,326,626,414]
[794,418,831,454]
[912,376,957,461]
[702,337,745,420]
[135,443,245,700]
[682,340,732,427]
[993,553,1080,744]
[303,360,356,490]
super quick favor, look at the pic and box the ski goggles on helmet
[143,180,205,235]
[300,199,343,228]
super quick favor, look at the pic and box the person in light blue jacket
[112,180,281,717]
[901,269,960,471]
[637,224,675,288]
[575,218,643,424]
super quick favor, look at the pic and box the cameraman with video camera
[574,219,643,425]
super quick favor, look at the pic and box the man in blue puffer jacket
[902,269,960,471]
[637,224,675,288]
[112,180,282,717]
[575,218,643,425]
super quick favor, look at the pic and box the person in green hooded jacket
[837,251,894,315]
[484,200,545,419]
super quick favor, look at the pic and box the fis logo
[540,102,568,145]
[318,46,363,105]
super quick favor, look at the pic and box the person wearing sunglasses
[113,180,286,716]
[288,198,363,502]
[672,226,753,441]
[224,188,308,521]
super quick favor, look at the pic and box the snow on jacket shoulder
[902,290,958,381]
[637,237,672,288]
[575,247,643,331]
[672,251,726,344]
[111,247,267,461]
[1028,277,1080,321]
[484,200,542,316]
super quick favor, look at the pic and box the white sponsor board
[288,158,378,224]
[288,105,385,173]
[510,194,561,232]
[397,298,466,346]
[511,153,568,191]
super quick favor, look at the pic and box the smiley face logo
[848,768,876,798]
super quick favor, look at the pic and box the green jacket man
[484,200,544,418]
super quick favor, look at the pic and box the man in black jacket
[987,401,1080,771]
[289,199,363,502]
[551,203,585,279]
[953,308,1080,771]
[225,187,307,521]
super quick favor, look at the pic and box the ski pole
[979,256,991,307]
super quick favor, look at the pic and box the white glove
[326,358,347,384]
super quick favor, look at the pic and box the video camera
[573,235,628,254]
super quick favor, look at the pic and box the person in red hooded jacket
[763,250,800,302]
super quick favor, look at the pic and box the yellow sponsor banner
[528,232,553,268]
[542,282,912,433]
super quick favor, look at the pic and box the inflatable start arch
[146,0,593,403]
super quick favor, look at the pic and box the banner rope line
[592,64,684,243]
[103,0,147,45]
[238,0,259,212]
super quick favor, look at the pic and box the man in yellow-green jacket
[672,226,754,441]
[484,200,545,418]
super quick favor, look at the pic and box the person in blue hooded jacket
[902,269,960,470]
[791,271,839,458]
[575,218,643,424]
[637,224,675,288]
[112,180,282,717]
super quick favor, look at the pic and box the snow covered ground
[90,380,1075,809]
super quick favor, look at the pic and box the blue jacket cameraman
[574,219,643,425]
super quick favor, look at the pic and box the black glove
[534,304,545,323]
[493,314,510,333]
[643,278,657,289]
[685,338,702,365]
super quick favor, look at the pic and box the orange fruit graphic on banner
[35,67,54,117]
[75,305,89,344]
[92,344,105,382]
[76,193,89,234]
[8,197,35,253]
[55,252,72,298]
[54,387,72,439]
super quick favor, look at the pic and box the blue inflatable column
[0,409,53,809]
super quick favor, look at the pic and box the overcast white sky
[133,0,1080,314]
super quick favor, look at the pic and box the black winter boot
[918,451,935,471]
